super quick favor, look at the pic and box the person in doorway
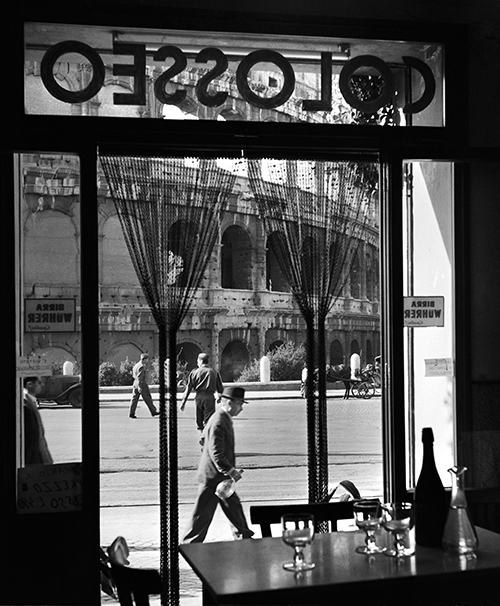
[23,376,53,465]
[179,353,223,443]
[181,386,254,543]
[129,353,159,418]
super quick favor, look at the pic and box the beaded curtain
[100,154,238,605]
[248,159,377,506]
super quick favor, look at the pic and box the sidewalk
[100,501,264,606]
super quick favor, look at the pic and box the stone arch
[366,339,373,365]
[266,232,289,292]
[221,225,253,289]
[167,219,199,287]
[268,340,284,352]
[220,340,250,382]
[366,250,374,301]
[350,253,361,299]
[329,339,344,366]
[218,106,245,121]
[350,339,360,358]
[177,342,201,371]
[103,341,143,366]
[301,235,317,292]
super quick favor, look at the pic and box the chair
[250,501,356,537]
[107,536,162,606]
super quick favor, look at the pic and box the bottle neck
[449,468,467,507]
[422,441,436,467]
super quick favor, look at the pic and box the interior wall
[469,163,500,381]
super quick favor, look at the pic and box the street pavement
[41,387,382,606]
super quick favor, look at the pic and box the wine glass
[382,502,413,557]
[281,513,315,571]
[353,499,386,554]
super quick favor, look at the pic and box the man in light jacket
[129,353,159,418]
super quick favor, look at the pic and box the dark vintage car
[39,375,82,408]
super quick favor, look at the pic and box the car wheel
[69,389,82,408]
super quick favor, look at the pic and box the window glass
[25,23,444,127]
[97,156,382,553]
[16,153,82,513]
[403,161,455,488]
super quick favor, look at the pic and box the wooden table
[179,527,500,605]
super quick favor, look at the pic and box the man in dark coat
[23,376,53,465]
[181,386,254,543]
[180,352,223,441]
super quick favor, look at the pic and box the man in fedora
[181,385,254,543]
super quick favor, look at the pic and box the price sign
[17,462,82,514]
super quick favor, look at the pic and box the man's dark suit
[24,395,53,465]
[181,408,253,543]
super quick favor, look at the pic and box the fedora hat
[220,386,247,403]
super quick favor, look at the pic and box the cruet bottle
[442,466,478,555]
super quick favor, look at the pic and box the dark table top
[180,527,500,605]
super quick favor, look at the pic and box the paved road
[41,393,383,506]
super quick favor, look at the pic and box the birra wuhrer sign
[404,296,444,327]
[25,298,76,333]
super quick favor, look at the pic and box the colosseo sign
[40,41,436,115]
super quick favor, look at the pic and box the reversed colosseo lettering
[40,41,436,115]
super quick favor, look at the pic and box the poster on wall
[24,298,76,333]
[17,355,53,377]
[425,358,454,377]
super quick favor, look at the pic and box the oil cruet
[442,466,478,555]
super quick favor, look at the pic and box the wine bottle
[414,427,448,546]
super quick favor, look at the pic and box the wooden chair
[107,536,162,606]
[250,501,356,537]
[109,564,162,606]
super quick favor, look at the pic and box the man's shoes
[152,411,160,417]
[129,414,137,419]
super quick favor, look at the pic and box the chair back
[250,501,355,537]
[107,536,162,606]
[109,564,162,606]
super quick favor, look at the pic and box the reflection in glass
[17,153,82,468]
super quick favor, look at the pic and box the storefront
[3,2,500,604]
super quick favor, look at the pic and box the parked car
[39,375,82,408]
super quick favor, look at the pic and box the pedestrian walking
[181,386,254,543]
[179,353,223,443]
[129,353,159,418]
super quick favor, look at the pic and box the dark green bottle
[414,427,448,547]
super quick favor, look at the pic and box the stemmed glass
[281,513,315,571]
[382,502,413,557]
[353,499,386,554]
